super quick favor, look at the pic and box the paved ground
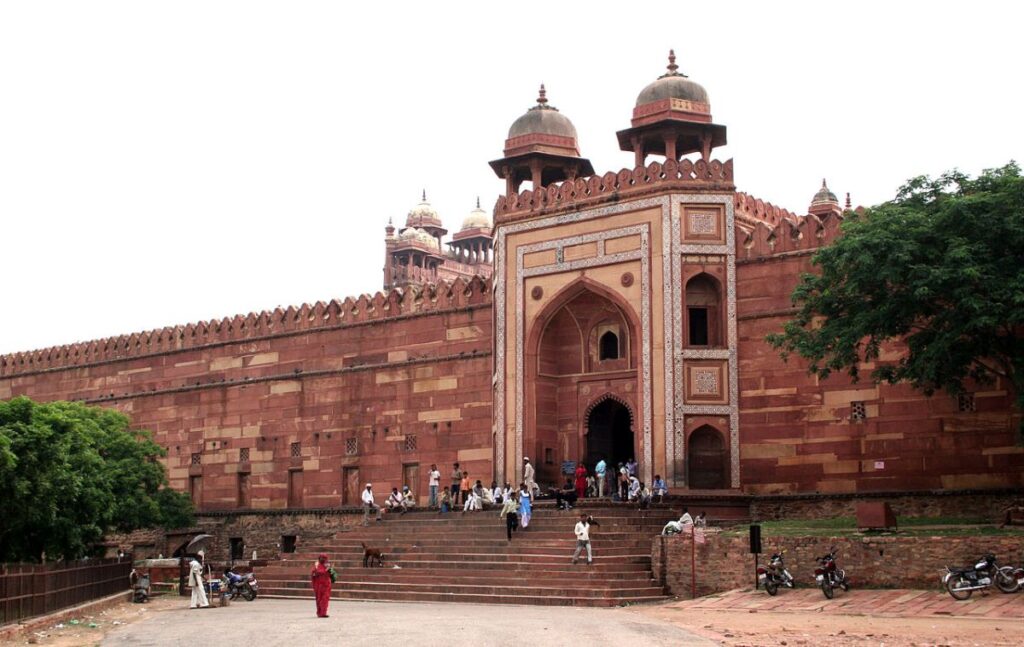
[99,598,716,647]
[637,588,1024,646]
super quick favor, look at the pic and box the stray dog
[361,542,385,567]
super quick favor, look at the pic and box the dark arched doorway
[586,398,634,472]
[688,425,728,489]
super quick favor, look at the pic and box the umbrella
[185,534,213,554]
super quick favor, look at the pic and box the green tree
[767,163,1024,432]
[0,397,194,562]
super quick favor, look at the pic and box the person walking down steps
[499,492,519,541]
[518,482,532,529]
[571,513,594,566]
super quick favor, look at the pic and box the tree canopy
[767,163,1024,430]
[0,397,194,562]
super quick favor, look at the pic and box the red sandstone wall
[653,531,1024,598]
[0,278,494,511]
[734,222,1022,494]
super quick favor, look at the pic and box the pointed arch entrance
[525,279,641,486]
[687,425,728,489]
[585,397,634,471]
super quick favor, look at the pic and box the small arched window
[599,331,619,360]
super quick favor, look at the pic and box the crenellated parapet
[494,158,734,222]
[0,276,492,377]
[734,191,845,261]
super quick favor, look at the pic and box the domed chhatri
[616,50,727,165]
[490,84,594,195]
[634,49,710,109]
[808,178,843,218]
[405,189,444,230]
[811,178,839,207]
[460,196,491,231]
[507,84,579,142]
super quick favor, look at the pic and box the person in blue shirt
[594,458,607,498]
[652,474,667,504]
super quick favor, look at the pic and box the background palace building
[2,54,1020,511]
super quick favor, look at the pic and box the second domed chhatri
[617,50,727,166]
[460,197,491,231]
[405,190,445,231]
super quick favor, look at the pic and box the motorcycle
[814,547,849,599]
[756,552,795,596]
[222,569,259,601]
[943,554,1018,600]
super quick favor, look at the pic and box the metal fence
[0,558,131,626]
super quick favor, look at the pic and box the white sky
[1,1,1021,355]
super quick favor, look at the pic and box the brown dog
[361,542,385,567]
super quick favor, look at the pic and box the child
[652,474,667,504]
[499,492,519,541]
[518,482,532,529]
[460,471,471,507]
[438,487,451,514]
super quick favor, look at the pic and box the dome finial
[476,196,481,209]
[822,178,828,188]
[667,49,678,74]
[422,189,427,202]
[845,192,852,210]
[537,83,548,105]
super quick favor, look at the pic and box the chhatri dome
[405,190,443,230]
[634,49,710,108]
[398,226,440,250]
[616,49,727,165]
[507,84,579,143]
[810,178,839,208]
[460,197,491,231]
[489,84,594,194]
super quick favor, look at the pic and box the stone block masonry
[0,278,494,512]
[652,531,1024,598]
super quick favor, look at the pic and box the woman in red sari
[310,553,332,618]
[574,462,588,499]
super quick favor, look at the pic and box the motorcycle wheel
[946,575,973,601]
[765,581,778,596]
[995,567,1019,594]
[243,586,257,601]
[840,580,850,592]
[821,579,834,599]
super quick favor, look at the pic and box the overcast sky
[1,1,1021,355]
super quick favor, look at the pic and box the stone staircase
[258,502,694,607]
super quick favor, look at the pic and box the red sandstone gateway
[0,52,1019,517]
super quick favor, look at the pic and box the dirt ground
[635,589,1024,647]
[1,595,181,647]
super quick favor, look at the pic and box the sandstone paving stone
[100,598,716,647]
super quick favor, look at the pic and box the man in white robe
[189,551,210,608]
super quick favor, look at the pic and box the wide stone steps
[257,504,680,607]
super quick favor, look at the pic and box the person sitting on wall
[637,482,652,510]
[652,474,668,504]
[550,481,578,510]
[385,487,405,514]
[627,475,641,501]
[401,486,416,512]
[662,507,694,535]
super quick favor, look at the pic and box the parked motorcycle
[814,547,849,599]
[1012,565,1024,593]
[222,569,259,601]
[757,552,795,596]
[943,554,1018,600]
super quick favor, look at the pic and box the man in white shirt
[571,513,593,566]
[361,483,382,526]
[188,550,210,609]
[662,507,694,535]
[428,464,441,508]
[523,457,537,497]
